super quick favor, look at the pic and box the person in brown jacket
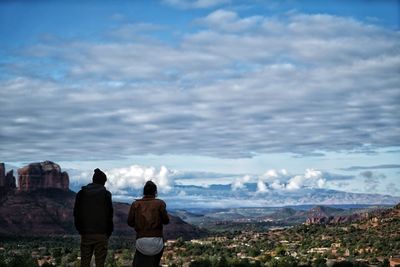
[127,181,170,267]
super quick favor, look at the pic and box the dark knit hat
[143,180,157,196]
[93,168,107,185]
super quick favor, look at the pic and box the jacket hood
[81,183,106,196]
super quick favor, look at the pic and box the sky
[1,0,399,205]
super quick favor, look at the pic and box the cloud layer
[67,164,398,208]
[70,164,355,195]
[255,168,328,193]
[1,10,399,161]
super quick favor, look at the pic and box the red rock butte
[17,160,69,191]
[0,162,16,189]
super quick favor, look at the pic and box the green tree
[8,253,38,267]
[51,247,62,266]
[105,251,117,267]
[378,259,390,267]
[332,261,353,267]
[275,245,286,257]
[249,247,260,257]
[189,259,212,267]
[314,256,327,267]
[269,256,298,267]
[0,254,7,267]
[216,256,229,267]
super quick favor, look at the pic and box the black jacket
[73,183,114,236]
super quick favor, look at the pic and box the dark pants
[80,234,108,267]
[132,248,164,267]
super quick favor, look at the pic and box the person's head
[143,180,157,196]
[92,168,107,185]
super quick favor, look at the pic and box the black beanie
[93,168,107,185]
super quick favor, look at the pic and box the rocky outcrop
[5,170,16,189]
[0,163,4,186]
[18,161,69,192]
[0,163,16,189]
[305,208,385,225]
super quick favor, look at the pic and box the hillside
[163,202,400,266]
[0,189,207,240]
[173,204,391,232]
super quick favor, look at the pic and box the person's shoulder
[75,190,82,198]
[131,199,141,206]
[155,198,167,206]
[104,190,112,202]
[76,187,87,195]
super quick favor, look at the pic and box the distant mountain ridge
[158,184,400,209]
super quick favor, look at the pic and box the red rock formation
[0,163,5,187]
[18,161,69,191]
[306,210,380,225]
[5,170,16,189]
[0,163,16,189]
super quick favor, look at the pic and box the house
[390,255,400,267]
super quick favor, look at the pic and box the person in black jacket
[74,168,113,267]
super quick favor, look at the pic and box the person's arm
[127,202,136,228]
[73,191,82,234]
[160,201,170,225]
[106,191,114,237]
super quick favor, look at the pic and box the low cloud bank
[71,165,354,195]
[67,164,399,208]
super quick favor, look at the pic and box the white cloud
[105,165,175,194]
[286,175,304,190]
[360,170,386,192]
[198,9,263,31]
[385,182,399,196]
[263,169,279,179]
[163,0,230,9]
[65,164,393,201]
[231,174,251,190]
[177,190,187,196]
[256,180,268,194]
[256,168,328,192]
[262,169,289,182]
[1,12,399,162]
[270,181,285,190]
[286,169,326,190]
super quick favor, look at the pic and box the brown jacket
[127,195,170,239]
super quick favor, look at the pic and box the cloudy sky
[1,0,399,205]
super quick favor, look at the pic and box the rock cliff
[18,161,69,191]
[0,163,16,189]
[305,207,385,225]
[0,163,4,185]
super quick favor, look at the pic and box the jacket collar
[142,195,156,200]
